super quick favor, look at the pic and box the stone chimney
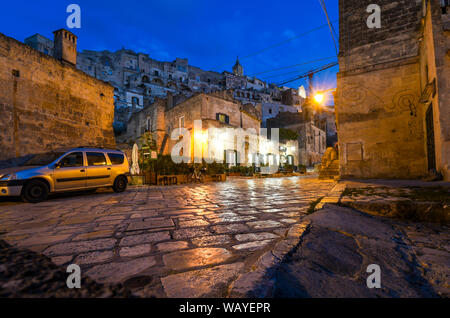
[53,29,77,65]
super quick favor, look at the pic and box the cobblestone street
[0,176,336,297]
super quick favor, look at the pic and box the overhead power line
[241,20,338,60]
[262,69,311,80]
[276,61,338,86]
[319,0,339,57]
[248,56,336,77]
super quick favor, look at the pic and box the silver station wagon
[0,147,130,203]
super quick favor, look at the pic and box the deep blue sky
[0,0,339,94]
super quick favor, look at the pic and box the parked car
[0,147,130,203]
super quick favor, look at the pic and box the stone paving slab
[0,176,336,297]
[339,180,450,223]
[273,206,450,298]
[161,262,244,298]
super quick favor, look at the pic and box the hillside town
[2,28,338,172]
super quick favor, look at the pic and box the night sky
[0,0,339,95]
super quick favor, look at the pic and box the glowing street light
[314,93,325,104]
[312,88,336,105]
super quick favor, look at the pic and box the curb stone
[228,220,310,298]
[315,183,347,211]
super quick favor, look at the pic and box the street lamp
[313,88,336,105]
[314,93,325,104]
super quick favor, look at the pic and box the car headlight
[0,173,17,181]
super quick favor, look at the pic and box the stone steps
[318,160,340,180]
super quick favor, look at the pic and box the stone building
[24,34,53,56]
[336,0,450,180]
[24,35,292,132]
[120,91,262,165]
[0,29,115,161]
[288,122,326,167]
[261,103,300,127]
[315,106,338,147]
[76,51,282,131]
[266,106,327,167]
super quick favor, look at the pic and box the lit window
[216,113,229,124]
[179,116,185,128]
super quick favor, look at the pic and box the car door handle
[107,168,111,170]
[80,169,85,172]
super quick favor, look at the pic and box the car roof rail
[77,145,104,149]
[76,146,124,152]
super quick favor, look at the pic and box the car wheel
[21,180,49,203]
[112,175,128,193]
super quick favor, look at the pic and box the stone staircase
[319,159,340,180]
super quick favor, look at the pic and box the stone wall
[336,61,427,178]
[339,0,422,71]
[337,0,450,180]
[0,33,115,160]
[419,0,450,180]
[336,0,430,179]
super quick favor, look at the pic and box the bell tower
[53,29,77,65]
[232,56,243,76]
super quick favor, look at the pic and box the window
[269,108,272,114]
[132,97,139,106]
[86,152,107,166]
[216,113,229,124]
[169,74,172,80]
[179,116,185,128]
[442,0,449,14]
[59,152,84,167]
[146,117,151,131]
[108,153,125,165]
[154,70,159,76]
[23,152,65,166]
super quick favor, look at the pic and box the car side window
[108,153,124,165]
[86,152,107,166]
[59,152,84,168]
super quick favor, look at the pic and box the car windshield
[20,152,66,166]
